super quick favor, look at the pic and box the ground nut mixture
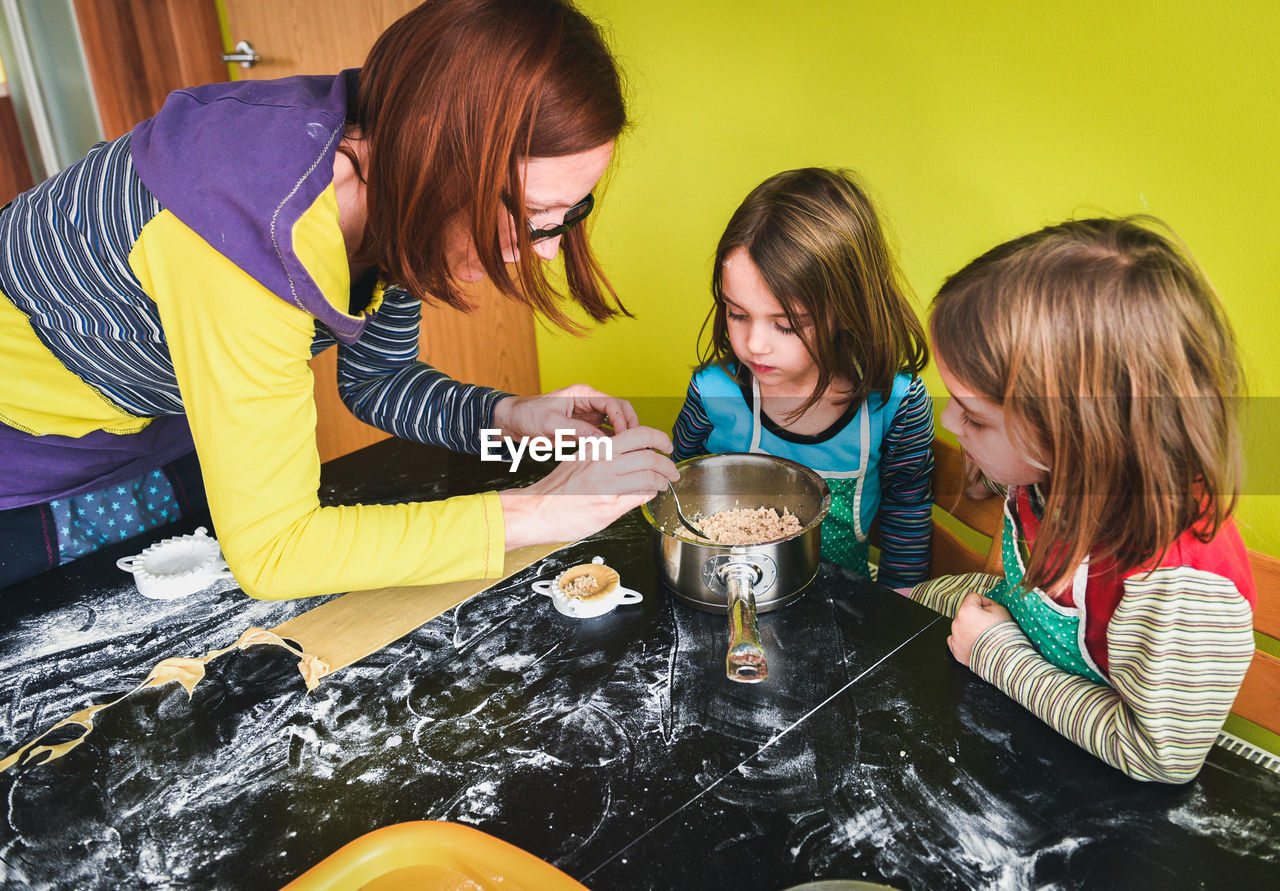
[560,574,602,599]
[696,506,802,545]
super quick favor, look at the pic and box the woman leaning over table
[0,0,678,595]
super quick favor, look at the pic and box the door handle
[220,40,260,68]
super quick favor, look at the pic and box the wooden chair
[929,438,1006,578]
[1234,550,1280,737]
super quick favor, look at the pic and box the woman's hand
[499,425,679,549]
[492,383,640,439]
[947,592,1014,667]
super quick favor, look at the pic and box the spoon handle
[667,481,707,539]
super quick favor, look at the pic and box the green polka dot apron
[748,378,873,577]
[984,489,1108,684]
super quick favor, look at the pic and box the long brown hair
[931,216,1244,593]
[700,168,928,418]
[349,0,627,331]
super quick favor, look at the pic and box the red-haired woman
[0,0,678,596]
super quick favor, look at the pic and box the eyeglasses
[511,193,595,243]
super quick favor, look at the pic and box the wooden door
[73,0,228,140]
[220,0,541,462]
[0,85,34,203]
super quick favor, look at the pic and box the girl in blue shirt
[673,168,933,587]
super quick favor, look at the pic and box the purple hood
[131,70,368,344]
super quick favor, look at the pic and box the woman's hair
[931,216,1244,593]
[349,0,627,331]
[699,168,929,418]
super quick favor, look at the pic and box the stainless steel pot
[642,453,831,683]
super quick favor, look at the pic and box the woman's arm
[132,207,676,598]
[875,377,934,588]
[334,286,508,454]
[965,568,1254,783]
[132,209,508,598]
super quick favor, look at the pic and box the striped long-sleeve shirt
[909,517,1256,783]
[673,368,934,587]
[1,74,511,598]
[0,134,504,458]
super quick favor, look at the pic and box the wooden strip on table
[270,542,567,677]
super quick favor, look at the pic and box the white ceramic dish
[532,556,643,619]
[116,526,233,600]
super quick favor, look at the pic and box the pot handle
[723,565,769,683]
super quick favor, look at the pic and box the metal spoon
[668,480,708,540]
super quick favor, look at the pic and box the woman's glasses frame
[509,193,595,243]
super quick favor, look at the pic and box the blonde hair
[931,216,1244,593]
[700,168,928,417]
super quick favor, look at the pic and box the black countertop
[2,439,1278,890]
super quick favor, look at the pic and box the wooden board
[1234,650,1280,736]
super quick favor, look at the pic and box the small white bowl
[117,527,233,600]
[532,556,643,618]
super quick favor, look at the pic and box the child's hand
[962,454,997,500]
[947,592,1014,667]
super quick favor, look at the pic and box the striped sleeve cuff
[672,378,712,461]
[908,572,1001,618]
[875,377,934,587]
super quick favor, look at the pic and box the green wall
[538,0,1280,556]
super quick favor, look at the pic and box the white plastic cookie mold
[116,526,233,600]
[532,555,643,618]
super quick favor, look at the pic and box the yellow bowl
[281,821,587,891]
